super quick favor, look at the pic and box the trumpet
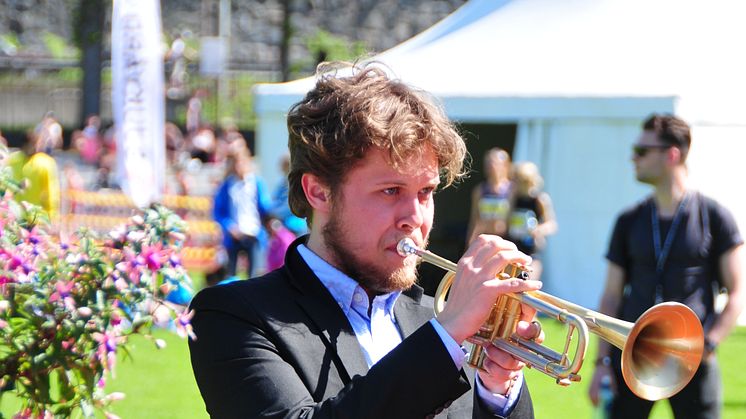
[396,238,704,401]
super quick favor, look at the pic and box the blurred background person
[588,114,744,419]
[185,89,205,137]
[466,147,512,244]
[17,115,62,222]
[262,214,296,272]
[189,126,216,164]
[505,161,557,281]
[165,32,188,98]
[270,154,308,236]
[78,114,102,166]
[212,144,271,278]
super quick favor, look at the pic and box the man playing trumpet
[188,62,543,418]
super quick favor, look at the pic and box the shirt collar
[297,244,401,317]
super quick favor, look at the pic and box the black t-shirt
[507,195,543,255]
[606,192,742,331]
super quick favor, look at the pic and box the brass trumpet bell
[396,238,704,401]
[621,302,705,401]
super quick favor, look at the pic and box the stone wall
[0,0,465,127]
[1,0,77,55]
[2,0,466,74]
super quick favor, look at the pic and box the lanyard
[650,192,689,302]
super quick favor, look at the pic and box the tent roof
[255,0,746,124]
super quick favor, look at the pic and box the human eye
[419,187,436,199]
[382,187,399,196]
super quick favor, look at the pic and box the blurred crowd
[0,103,308,286]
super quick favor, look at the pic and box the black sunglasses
[632,145,671,158]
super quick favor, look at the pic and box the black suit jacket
[188,237,534,418]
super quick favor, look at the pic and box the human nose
[396,195,426,232]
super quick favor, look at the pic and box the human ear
[668,147,682,165]
[301,173,331,212]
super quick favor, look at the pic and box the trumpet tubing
[397,238,704,401]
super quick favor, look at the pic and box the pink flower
[12,408,32,419]
[49,281,77,310]
[93,331,125,376]
[25,227,43,245]
[110,309,123,327]
[175,309,196,340]
[139,245,164,271]
[7,254,23,271]
[168,254,182,267]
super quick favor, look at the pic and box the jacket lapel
[394,284,434,338]
[285,237,369,382]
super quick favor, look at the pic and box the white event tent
[252,0,746,313]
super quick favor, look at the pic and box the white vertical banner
[111,0,165,208]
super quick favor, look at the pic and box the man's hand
[478,320,544,394]
[437,234,542,346]
[588,365,615,406]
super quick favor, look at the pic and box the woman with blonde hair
[506,161,558,280]
[466,147,513,244]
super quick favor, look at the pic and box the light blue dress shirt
[297,244,523,415]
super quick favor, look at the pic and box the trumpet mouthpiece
[397,238,418,257]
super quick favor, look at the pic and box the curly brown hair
[286,62,468,223]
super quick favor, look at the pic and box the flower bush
[0,165,194,418]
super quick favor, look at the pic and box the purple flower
[175,309,196,340]
[169,254,181,267]
[93,331,125,375]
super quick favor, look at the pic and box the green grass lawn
[2,317,744,418]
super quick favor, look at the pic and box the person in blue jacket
[213,144,272,278]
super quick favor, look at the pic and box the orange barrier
[62,190,222,271]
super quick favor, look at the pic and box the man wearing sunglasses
[588,114,744,419]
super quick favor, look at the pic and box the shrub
[0,163,194,418]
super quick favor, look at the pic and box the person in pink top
[264,216,297,271]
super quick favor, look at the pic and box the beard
[322,206,421,294]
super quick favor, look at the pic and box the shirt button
[353,293,363,303]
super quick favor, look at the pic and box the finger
[479,356,515,383]
[484,276,543,294]
[479,356,521,394]
[518,302,538,323]
[463,236,529,269]
[469,234,518,253]
[480,249,533,273]
[515,320,545,343]
[482,343,526,371]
